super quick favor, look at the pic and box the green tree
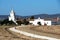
[30,16,34,19]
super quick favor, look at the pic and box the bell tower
[8,9,18,25]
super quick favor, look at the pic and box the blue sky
[0,0,60,16]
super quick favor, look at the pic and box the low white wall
[44,21,51,26]
[29,19,51,26]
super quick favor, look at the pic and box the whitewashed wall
[44,21,51,26]
[29,18,51,26]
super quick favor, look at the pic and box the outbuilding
[29,17,51,26]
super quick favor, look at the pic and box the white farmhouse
[29,17,51,26]
[8,9,18,25]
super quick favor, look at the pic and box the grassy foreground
[0,25,45,40]
[16,25,60,39]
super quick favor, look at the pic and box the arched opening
[37,22,41,25]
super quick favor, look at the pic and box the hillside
[0,14,60,20]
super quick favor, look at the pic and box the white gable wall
[44,21,51,26]
[35,19,44,25]
[29,18,51,26]
[29,19,45,26]
[9,17,11,21]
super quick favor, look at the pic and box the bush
[23,19,29,25]
[0,19,9,25]
[0,19,16,25]
[0,21,2,25]
[24,21,29,25]
[30,16,34,19]
[17,21,22,25]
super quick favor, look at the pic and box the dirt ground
[31,25,60,35]
[0,25,60,40]
[0,25,45,40]
[0,26,24,40]
[16,25,60,39]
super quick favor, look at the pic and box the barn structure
[29,17,51,26]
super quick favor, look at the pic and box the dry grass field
[0,26,23,40]
[0,25,45,40]
[31,25,60,39]
[31,25,60,35]
[0,25,60,40]
[16,25,60,39]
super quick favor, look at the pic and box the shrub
[30,16,34,19]
[17,21,22,25]
[23,19,29,25]
[0,19,16,25]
